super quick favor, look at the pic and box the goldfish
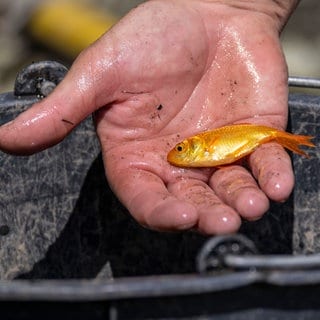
[167,124,315,168]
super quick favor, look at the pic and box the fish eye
[176,144,184,152]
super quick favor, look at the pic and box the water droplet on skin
[247,197,255,206]
[274,182,281,190]
[222,216,228,223]
[181,212,189,220]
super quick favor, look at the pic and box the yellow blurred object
[27,0,118,58]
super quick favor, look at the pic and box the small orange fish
[167,124,315,168]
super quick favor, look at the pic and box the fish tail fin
[274,131,315,157]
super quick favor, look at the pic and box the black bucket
[0,61,319,319]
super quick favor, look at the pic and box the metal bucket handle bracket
[196,234,259,273]
[14,60,68,98]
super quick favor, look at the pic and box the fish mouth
[166,150,178,165]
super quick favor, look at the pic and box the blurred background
[0,0,319,93]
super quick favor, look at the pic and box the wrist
[202,0,300,31]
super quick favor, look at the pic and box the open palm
[0,1,294,234]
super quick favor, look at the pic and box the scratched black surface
[0,93,318,279]
[289,94,320,254]
[0,98,207,279]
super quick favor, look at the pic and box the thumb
[0,41,118,155]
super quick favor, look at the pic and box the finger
[0,38,118,155]
[168,178,241,235]
[108,168,198,231]
[209,165,269,221]
[249,143,294,202]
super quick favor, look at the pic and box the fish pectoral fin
[205,136,220,149]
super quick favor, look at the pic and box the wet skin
[0,0,299,234]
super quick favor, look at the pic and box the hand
[0,0,298,234]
